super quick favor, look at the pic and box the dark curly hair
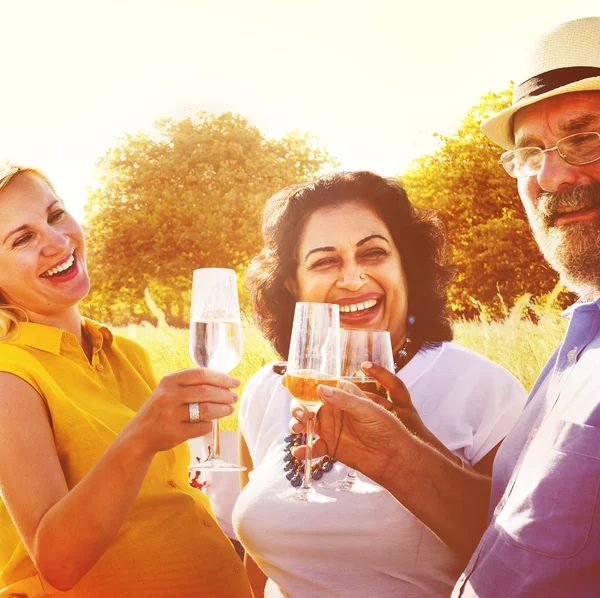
[246,171,455,359]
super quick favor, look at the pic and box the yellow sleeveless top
[0,319,252,598]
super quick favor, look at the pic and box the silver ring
[359,273,367,280]
[188,402,201,423]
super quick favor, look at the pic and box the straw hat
[482,16,600,149]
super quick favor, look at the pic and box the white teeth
[339,299,379,313]
[41,254,75,278]
[557,203,586,214]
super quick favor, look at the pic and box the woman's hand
[361,362,428,438]
[126,368,240,457]
[290,361,466,471]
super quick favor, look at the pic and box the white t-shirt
[232,342,527,598]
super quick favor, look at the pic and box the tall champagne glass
[279,302,340,503]
[187,268,246,472]
[320,328,394,493]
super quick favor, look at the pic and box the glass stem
[301,415,315,491]
[207,419,220,461]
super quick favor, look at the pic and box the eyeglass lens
[501,132,600,178]
[558,132,600,163]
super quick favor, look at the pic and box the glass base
[278,486,337,503]
[319,478,383,493]
[188,457,246,473]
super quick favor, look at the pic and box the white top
[232,342,527,598]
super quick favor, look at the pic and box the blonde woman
[0,164,252,597]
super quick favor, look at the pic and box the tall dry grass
[115,287,569,429]
[454,289,567,391]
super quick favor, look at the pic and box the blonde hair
[0,162,55,341]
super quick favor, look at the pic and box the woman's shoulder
[0,340,45,372]
[0,339,33,356]
[426,342,522,382]
[413,343,527,465]
[404,341,526,401]
[0,341,49,397]
[239,362,290,459]
[242,361,287,403]
[110,333,151,359]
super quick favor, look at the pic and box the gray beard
[529,184,600,301]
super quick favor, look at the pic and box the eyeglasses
[499,131,600,178]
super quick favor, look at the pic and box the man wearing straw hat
[292,15,600,597]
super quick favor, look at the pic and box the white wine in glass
[320,328,394,493]
[279,302,341,503]
[187,268,246,472]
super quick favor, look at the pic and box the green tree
[81,112,337,325]
[401,87,569,317]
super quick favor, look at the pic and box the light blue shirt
[453,298,600,597]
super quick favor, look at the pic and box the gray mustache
[538,184,600,224]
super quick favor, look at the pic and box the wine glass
[279,302,341,503]
[187,268,246,472]
[320,328,394,493]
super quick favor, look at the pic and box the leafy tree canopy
[401,87,571,317]
[81,111,337,325]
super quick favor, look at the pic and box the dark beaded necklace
[275,362,336,487]
[283,432,335,487]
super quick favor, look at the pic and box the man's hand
[291,378,410,482]
[289,366,492,560]
[290,361,455,468]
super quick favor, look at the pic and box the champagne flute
[279,302,340,503]
[187,268,246,472]
[320,328,394,493]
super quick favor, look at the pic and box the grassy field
[115,294,568,430]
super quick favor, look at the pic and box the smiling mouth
[40,252,76,278]
[550,205,600,225]
[338,298,381,314]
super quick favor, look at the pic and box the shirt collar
[561,296,600,319]
[83,318,114,349]
[10,317,113,355]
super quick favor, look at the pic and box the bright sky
[1,1,598,221]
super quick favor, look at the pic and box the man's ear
[284,277,298,298]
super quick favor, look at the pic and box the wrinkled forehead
[300,201,390,244]
[512,91,600,146]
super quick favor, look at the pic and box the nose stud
[359,273,367,280]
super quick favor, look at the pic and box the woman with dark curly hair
[232,171,526,598]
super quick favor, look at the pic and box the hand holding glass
[319,328,394,493]
[279,302,340,503]
[188,268,246,472]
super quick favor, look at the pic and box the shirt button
[168,480,177,488]
[233,562,241,573]
[96,363,104,371]
[530,427,539,439]
[567,348,578,362]
[204,519,212,527]
[494,504,502,517]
